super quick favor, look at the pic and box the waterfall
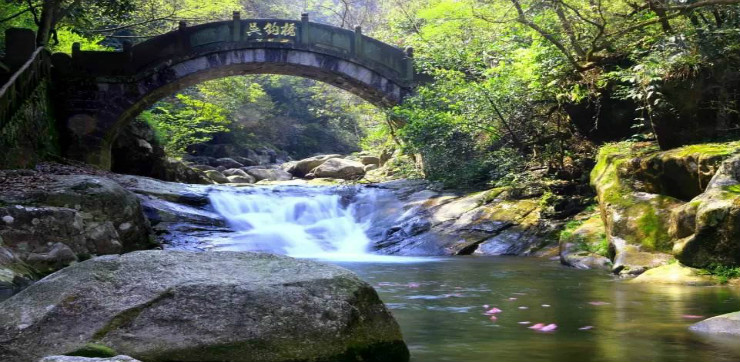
[207,185,406,261]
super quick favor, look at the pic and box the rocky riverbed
[2,139,740,361]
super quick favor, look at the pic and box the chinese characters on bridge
[246,22,296,42]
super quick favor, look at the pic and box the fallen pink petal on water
[579,326,594,330]
[518,306,529,310]
[483,304,490,309]
[489,315,498,321]
[529,323,545,330]
[407,283,420,288]
[513,292,527,296]
[588,301,610,306]
[484,307,503,315]
[518,321,531,325]
[542,304,551,308]
[539,324,558,332]
[508,297,518,301]
[682,315,705,319]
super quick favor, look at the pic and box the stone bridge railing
[0,45,51,128]
[66,13,413,87]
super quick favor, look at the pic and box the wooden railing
[0,47,50,126]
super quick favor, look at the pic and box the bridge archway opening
[110,73,385,174]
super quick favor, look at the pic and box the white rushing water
[207,185,416,262]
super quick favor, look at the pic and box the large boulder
[0,251,409,362]
[690,311,740,336]
[214,158,244,169]
[286,154,342,177]
[226,175,255,184]
[360,156,380,166]
[671,153,740,267]
[0,174,154,297]
[244,167,292,182]
[0,175,152,255]
[311,158,366,180]
[222,168,249,178]
[630,262,718,286]
[232,156,258,167]
[203,170,229,184]
[373,186,558,256]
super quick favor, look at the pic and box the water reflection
[338,257,740,362]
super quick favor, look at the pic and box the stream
[183,184,740,362]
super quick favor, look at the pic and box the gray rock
[204,170,229,184]
[311,158,366,180]
[0,251,409,362]
[690,311,740,335]
[214,158,244,169]
[232,156,258,167]
[360,156,381,166]
[364,164,379,172]
[286,154,342,177]
[191,164,217,172]
[222,168,249,177]
[227,175,256,184]
[245,167,292,182]
[39,356,141,362]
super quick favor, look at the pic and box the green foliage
[66,343,117,358]
[139,93,230,156]
[560,219,608,256]
[700,263,740,284]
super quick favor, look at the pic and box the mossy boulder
[590,141,740,274]
[374,186,558,256]
[0,251,409,362]
[630,262,719,286]
[559,212,611,270]
[671,154,740,267]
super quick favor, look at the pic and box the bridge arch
[53,13,414,168]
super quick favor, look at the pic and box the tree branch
[509,0,589,71]
[0,7,32,24]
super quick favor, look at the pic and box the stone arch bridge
[52,13,415,168]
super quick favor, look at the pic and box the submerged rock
[690,311,740,336]
[630,262,718,286]
[0,251,409,362]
